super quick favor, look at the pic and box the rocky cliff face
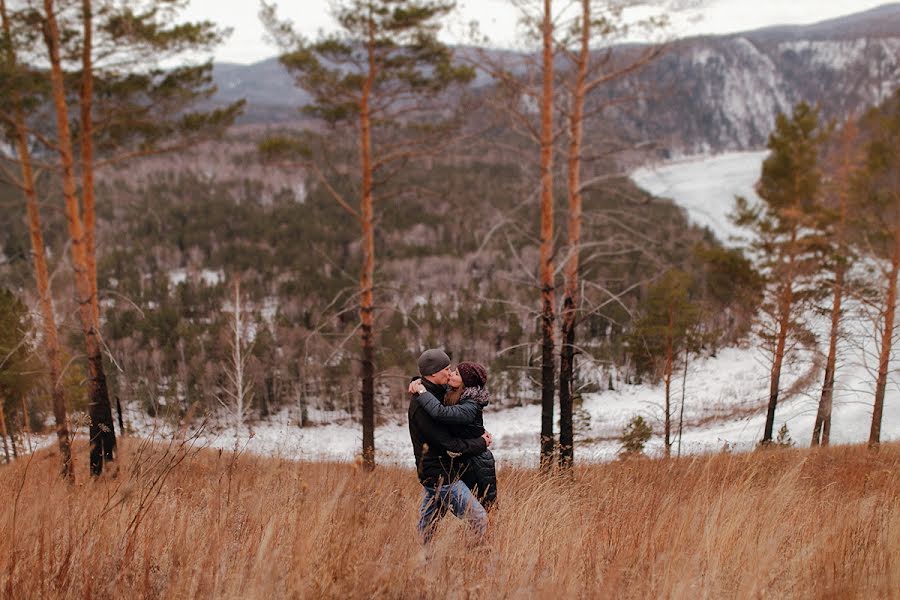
[212,4,900,154]
[605,29,900,154]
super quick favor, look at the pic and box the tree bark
[663,307,674,457]
[677,348,688,456]
[358,13,377,470]
[558,315,575,469]
[0,398,9,463]
[1,0,73,479]
[538,0,556,471]
[813,119,856,447]
[21,124,74,478]
[763,226,797,444]
[20,397,31,452]
[812,252,843,447]
[558,0,589,471]
[870,192,900,448]
[43,0,115,475]
[764,301,790,443]
[80,0,100,328]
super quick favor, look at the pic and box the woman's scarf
[461,385,490,407]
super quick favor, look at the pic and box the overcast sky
[181,0,894,64]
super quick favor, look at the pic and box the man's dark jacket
[408,378,487,486]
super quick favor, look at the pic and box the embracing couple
[407,348,498,543]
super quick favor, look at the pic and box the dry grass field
[1,437,897,599]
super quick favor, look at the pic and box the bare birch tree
[219,278,254,432]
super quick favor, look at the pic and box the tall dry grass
[1,437,897,599]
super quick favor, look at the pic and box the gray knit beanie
[417,349,451,377]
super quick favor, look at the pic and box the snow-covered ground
[93,152,897,466]
[123,330,894,468]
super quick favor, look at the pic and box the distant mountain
[211,4,900,154]
[212,58,309,122]
[601,4,900,154]
[742,3,900,43]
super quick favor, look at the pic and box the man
[408,348,492,543]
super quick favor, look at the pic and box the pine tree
[734,102,829,445]
[74,0,242,329]
[0,0,73,478]
[39,0,118,476]
[812,116,861,447]
[261,0,473,469]
[628,270,698,456]
[32,0,242,475]
[693,244,764,347]
[474,0,559,470]
[856,90,900,448]
[557,0,665,470]
[483,1,669,469]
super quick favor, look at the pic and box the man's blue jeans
[417,479,488,543]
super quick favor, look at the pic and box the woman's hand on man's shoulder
[408,378,426,395]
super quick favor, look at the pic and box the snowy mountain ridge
[211,4,900,154]
[602,32,900,154]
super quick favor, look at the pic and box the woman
[411,361,498,509]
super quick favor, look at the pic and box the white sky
[181,0,895,64]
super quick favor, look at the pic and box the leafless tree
[219,278,254,433]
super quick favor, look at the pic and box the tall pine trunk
[78,0,113,467]
[870,191,900,447]
[20,397,31,451]
[1,0,73,479]
[663,308,674,457]
[358,16,376,470]
[559,0,589,471]
[20,115,73,479]
[812,265,842,446]
[9,424,18,459]
[763,226,798,444]
[813,119,856,447]
[538,0,556,470]
[764,297,791,443]
[43,0,115,475]
[558,318,575,468]
[677,348,689,456]
[80,0,100,327]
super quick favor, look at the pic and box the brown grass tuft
[1,440,897,599]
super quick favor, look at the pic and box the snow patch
[777,38,899,72]
[168,268,188,287]
[201,269,225,286]
[631,151,766,245]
